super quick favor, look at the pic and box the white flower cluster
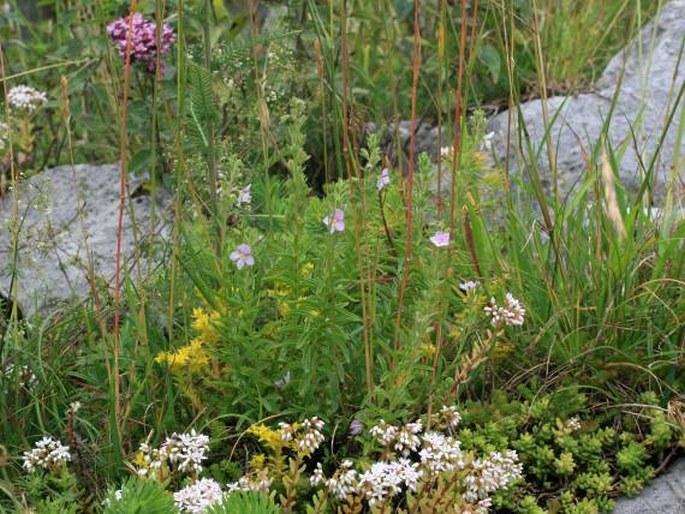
[297,417,325,456]
[357,458,422,506]
[279,417,325,457]
[163,430,210,475]
[484,293,526,327]
[173,478,224,513]
[369,420,397,446]
[136,430,210,479]
[463,450,523,503]
[22,436,71,473]
[310,409,522,510]
[311,460,358,500]
[6,85,47,113]
[370,419,423,456]
[419,431,465,474]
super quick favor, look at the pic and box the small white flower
[357,458,423,506]
[370,420,398,447]
[322,460,358,500]
[440,405,462,430]
[295,417,325,456]
[226,470,272,494]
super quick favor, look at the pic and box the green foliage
[1,0,683,512]
[206,492,279,514]
[102,477,175,514]
[187,64,219,152]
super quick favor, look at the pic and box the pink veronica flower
[236,184,252,206]
[430,231,450,247]
[323,209,345,233]
[230,244,255,269]
[377,168,390,192]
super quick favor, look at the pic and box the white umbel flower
[7,85,47,113]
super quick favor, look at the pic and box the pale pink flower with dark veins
[377,168,390,191]
[230,244,255,269]
[430,231,450,247]
[323,209,345,233]
[236,184,252,206]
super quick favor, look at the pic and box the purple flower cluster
[107,13,175,73]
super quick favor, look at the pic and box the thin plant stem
[111,0,140,459]
[340,0,374,394]
[204,0,221,256]
[393,0,421,355]
[0,40,21,352]
[448,0,468,235]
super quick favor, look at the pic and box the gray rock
[612,458,685,513]
[488,0,685,202]
[0,163,170,317]
[374,1,685,206]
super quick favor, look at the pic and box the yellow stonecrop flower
[300,262,315,276]
[132,450,149,469]
[249,453,266,471]
[191,307,222,344]
[248,423,287,453]
[155,338,210,374]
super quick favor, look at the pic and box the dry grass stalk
[600,147,626,240]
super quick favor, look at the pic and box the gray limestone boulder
[612,458,685,513]
[487,0,685,203]
[375,1,685,206]
[0,163,170,317]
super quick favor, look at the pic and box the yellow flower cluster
[155,339,210,374]
[247,423,287,453]
[155,307,222,374]
[190,307,222,344]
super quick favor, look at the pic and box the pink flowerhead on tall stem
[107,13,175,73]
